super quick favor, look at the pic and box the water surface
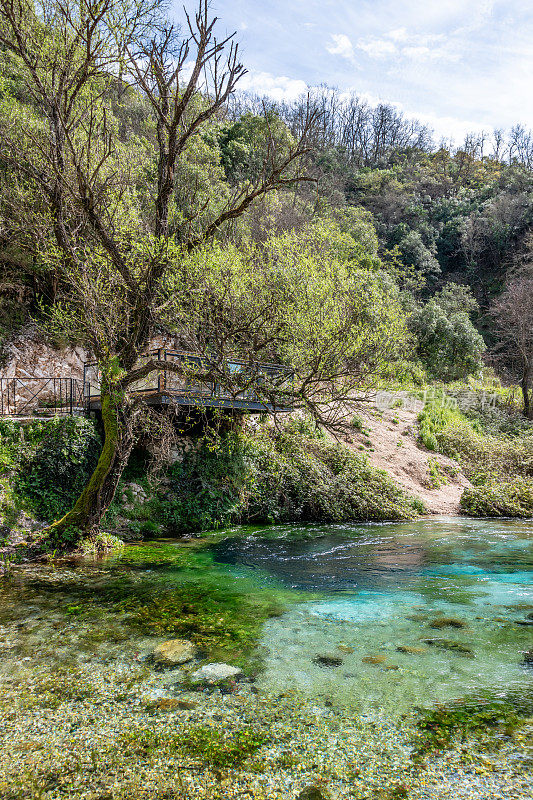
[0,516,531,716]
[213,517,533,712]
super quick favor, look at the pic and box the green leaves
[461,478,533,517]
[15,417,101,521]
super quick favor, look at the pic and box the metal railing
[0,377,86,417]
[0,352,294,417]
[84,350,294,408]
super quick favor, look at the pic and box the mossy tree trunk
[44,389,135,543]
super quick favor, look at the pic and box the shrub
[418,397,533,480]
[159,421,424,536]
[460,478,533,517]
[15,416,101,520]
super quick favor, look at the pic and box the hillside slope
[346,404,471,514]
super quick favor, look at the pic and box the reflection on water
[213,533,427,591]
[213,517,533,712]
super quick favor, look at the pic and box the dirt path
[346,404,470,514]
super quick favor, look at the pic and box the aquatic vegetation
[362,655,388,665]
[412,686,533,759]
[122,582,285,672]
[428,617,467,629]
[120,724,269,768]
[16,668,95,709]
[313,654,343,667]
[421,638,474,657]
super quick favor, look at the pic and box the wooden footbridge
[0,350,293,418]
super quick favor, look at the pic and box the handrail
[0,377,86,417]
[1,353,294,416]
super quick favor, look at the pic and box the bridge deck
[86,390,290,413]
[0,352,293,417]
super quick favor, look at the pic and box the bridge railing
[84,350,294,408]
[0,377,86,417]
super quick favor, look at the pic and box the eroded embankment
[345,404,471,514]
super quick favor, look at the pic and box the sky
[173,0,533,144]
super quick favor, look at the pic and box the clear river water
[1,516,532,717]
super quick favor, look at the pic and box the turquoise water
[212,517,533,712]
[0,516,531,716]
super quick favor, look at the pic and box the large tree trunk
[43,392,135,544]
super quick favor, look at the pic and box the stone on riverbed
[362,655,387,665]
[297,786,328,800]
[152,639,197,666]
[396,645,427,654]
[428,617,467,629]
[191,663,242,683]
[313,654,343,667]
[422,638,474,657]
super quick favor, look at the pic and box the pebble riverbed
[0,648,531,800]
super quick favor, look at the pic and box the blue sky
[174,0,533,143]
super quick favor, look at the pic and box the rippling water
[0,516,531,716]
[212,517,533,712]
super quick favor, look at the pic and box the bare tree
[490,243,533,418]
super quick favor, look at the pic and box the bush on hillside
[156,420,424,535]
[418,398,533,481]
[460,479,533,517]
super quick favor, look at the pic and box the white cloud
[357,38,397,59]
[326,33,356,62]
[388,27,409,43]
[357,28,459,62]
[238,71,307,102]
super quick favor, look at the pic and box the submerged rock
[428,617,467,629]
[313,654,343,668]
[396,645,427,654]
[146,698,180,711]
[152,639,196,666]
[298,786,327,800]
[422,638,474,657]
[522,650,533,667]
[361,655,387,665]
[191,663,242,683]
